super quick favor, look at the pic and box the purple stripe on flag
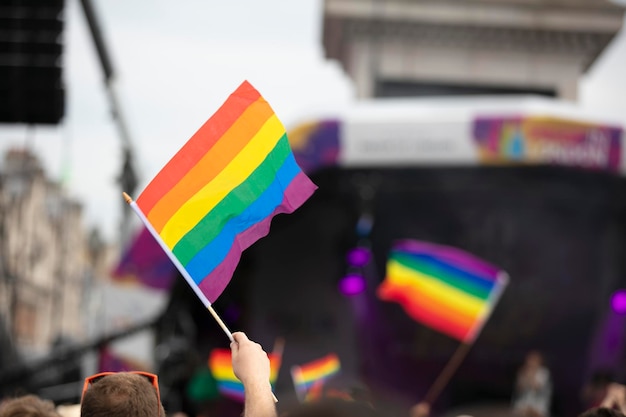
[219,386,245,402]
[198,172,317,302]
[393,239,501,280]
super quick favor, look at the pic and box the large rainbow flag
[291,353,341,396]
[129,81,317,306]
[208,348,281,402]
[377,240,508,343]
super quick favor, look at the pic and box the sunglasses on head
[82,371,161,417]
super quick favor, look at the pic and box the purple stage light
[346,247,371,268]
[611,290,626,315]
[338,274,366,296]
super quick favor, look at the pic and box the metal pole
[78,0,138,245]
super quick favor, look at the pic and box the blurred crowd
[1,334,625,417]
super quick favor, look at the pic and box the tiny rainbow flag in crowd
[125,80,317,311]
[377,239,508,343]
[208,348,281,402]
[303,380,325,402]
[291,353,341,397]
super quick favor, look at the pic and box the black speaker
[0,0,65,125]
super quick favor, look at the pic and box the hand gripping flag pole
[126,202,281,399]
[121,82,316,406]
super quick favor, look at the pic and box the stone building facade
[323,0,625,100]
[0,149,90,357]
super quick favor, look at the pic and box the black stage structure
[161,165,626,417]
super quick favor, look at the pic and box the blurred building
[323,0,625,100]
[0,149,90,358]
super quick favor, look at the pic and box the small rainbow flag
[291,353,341,396]
[208,348,281,402]
[303,380,325,402]
[377,240,508,343]
[128,81,317,307]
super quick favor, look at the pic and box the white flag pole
[123,192,233,342]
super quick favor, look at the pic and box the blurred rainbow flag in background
[303,380,325,402]
[377,240,508,343]
[287,119,340,174]
[129,80,317,307]
[208,348,281,402]
[291,353,341,397]
[111,226,178,290]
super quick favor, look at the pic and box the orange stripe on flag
[137,81,261,214]
[377,282,476,341]
[145,98,274,232]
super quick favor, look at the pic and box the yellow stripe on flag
[160,115,286,248]
[387,260,485,318]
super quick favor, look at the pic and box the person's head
[0,394,61,417]
[80,372,165,417]
[525,350,544,369]
[579,407,625,417]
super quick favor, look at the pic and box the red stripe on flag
[136,81,261,214]
[377,282,474,341]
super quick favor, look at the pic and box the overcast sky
[0,0,625,244]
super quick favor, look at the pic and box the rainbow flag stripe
[208,348,281,402]
[291,353,341,392]
[377,240,508,343]
[135,81,317,304]
[303,380,325,402]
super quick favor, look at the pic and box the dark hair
[579,407,626,417]
[0,394,61,417]
[80,373,164,417]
